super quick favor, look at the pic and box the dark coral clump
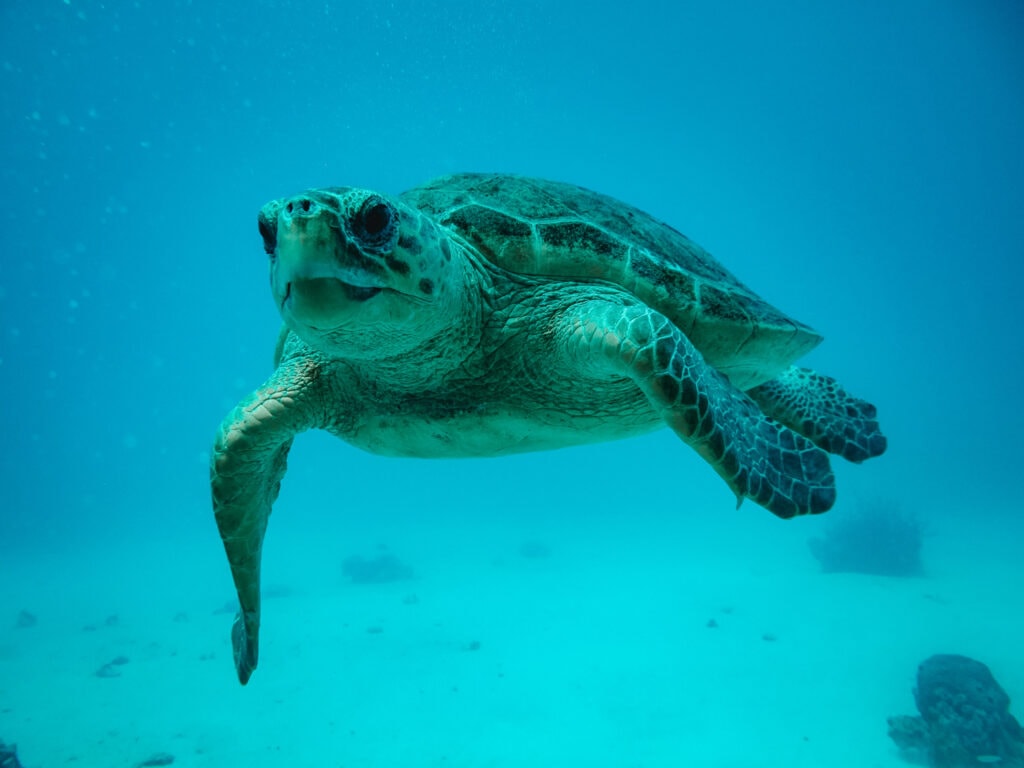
[888,654,1024,767]
[808,501,924,576]
[0,740,23,768]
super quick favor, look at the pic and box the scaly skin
[748,367,888,462]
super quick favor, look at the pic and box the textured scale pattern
[562,299,836,519]
[748,367,887,462]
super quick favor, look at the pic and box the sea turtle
[212,173,886,684]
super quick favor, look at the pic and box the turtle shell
[401,173,821,389]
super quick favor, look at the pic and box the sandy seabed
[1,501,1020,768]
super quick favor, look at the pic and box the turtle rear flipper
[748,366,887,463]
[561,300,836,518]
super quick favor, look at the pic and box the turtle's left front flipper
[211,356,324,685]
[748,366,887,463]
[557,299,835,518]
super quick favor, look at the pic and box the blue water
[2,2,1022,766]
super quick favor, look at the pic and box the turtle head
[259,187,464,358]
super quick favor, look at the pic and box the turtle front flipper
[211,356,323,684]
[748,366,887,462]
[560,300,835,518]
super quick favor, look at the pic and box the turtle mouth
[280,263,386,308]
[280,277,383,308]
[340,282,382,301]
[280,274,385,330]
[282,276,385,303]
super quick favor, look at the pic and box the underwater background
[1,1,1022,766]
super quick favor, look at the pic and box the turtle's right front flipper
[557,299,836,518]
[211,357,323,684]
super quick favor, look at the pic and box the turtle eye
[363,202,390,235]
[352,195,397,253]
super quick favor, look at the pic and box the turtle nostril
[285,197,317,217]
